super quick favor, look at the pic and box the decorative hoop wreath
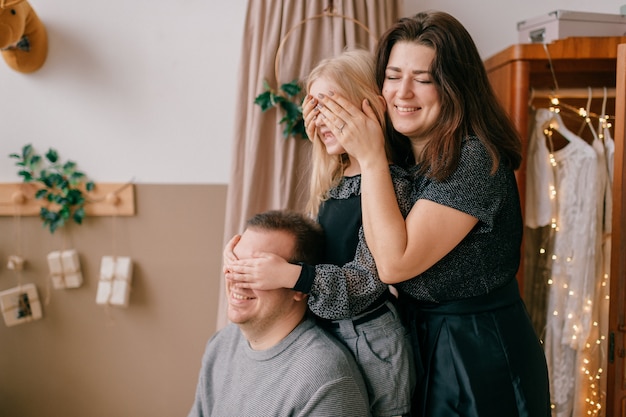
[254,5,375,139]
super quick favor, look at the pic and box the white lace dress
[527,108,598,417]
[572,123,614,417]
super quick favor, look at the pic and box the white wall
[1,1,624,184]
[0,0,247,184]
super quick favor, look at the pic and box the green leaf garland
[254,80,308,140]
[9,144,95,234]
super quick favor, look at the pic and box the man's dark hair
[246,210,325,265]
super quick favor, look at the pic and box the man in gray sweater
[188,210,370,417]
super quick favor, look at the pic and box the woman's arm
[224,167,413,317]
[316,93,478,283]
[307,227,389,319]
[368,197,478,283]
[224,227,389,319]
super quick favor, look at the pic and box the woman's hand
[302,94,318,141]
[222,234,241,275]
[226,253,301,290]
[223,235,284,290]
[223,234,300,290]
[315,92,387,164]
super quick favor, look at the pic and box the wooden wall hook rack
[0,182,136,216]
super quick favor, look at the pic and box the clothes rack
[484,36,626,417]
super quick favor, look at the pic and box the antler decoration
[0,0,48,73]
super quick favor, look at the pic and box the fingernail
[318,93,325,99]
[328,91,335,96]
[314,104,323,111]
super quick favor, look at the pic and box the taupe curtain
[217,0,403,329]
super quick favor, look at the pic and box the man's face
[226,227,302,330]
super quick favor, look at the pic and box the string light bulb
[542,99,611,416]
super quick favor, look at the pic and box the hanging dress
[529,108,598,417]
[570,122,614,416]
[525,108,556,338]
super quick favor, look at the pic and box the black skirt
[397,279,551,417]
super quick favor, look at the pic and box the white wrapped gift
[96,256,133,307]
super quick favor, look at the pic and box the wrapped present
[96,256,133,307]
[47,249,83,289]
[7,255,25,271]
[0,284,43,327]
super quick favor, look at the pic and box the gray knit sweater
[187,317,371,417]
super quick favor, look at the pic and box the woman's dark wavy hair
[375,11,522,179]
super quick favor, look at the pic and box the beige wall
[0,184,227,417]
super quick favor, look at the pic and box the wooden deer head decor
[0,0,47,73]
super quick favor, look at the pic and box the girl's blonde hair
[305,49,387,217]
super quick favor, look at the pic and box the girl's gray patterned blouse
[307,165,414,320]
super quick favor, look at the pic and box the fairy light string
[543,101,610,415]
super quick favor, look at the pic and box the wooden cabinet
[608,42,625,417]
[484,37,626,417]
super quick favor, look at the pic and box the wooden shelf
[0,182,135,216]
[484,36,626,71]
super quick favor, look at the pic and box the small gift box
[96,256,133,307]
[47,249,83,289]
[7,255,25,271]
[0,284,43,327]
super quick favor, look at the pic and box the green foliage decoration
[10,144,95,234]
[254,79,308,140]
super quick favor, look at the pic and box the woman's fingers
[302,95,318,139]
[223,234,241,270]
[316,92,365,136]
[315,92,387,162]
[319,91,358,116]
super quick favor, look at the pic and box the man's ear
[293,291,307,302]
